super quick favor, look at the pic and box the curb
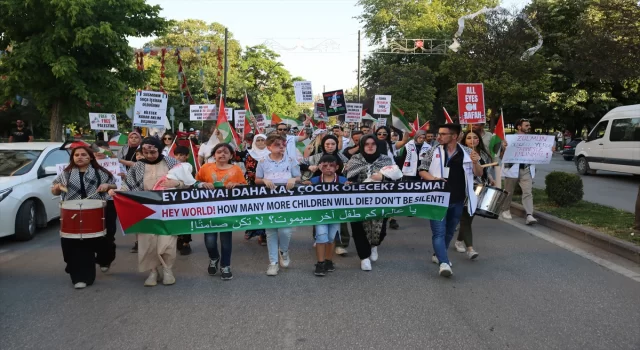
[510,203,640,264]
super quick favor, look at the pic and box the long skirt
[137,234,177,272]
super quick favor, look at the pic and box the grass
[513,188,639,246]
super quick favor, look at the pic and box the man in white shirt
[276,116,311,162]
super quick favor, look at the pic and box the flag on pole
[216,96,241,150]
[489,109,506,157]
[187,141,200,173]
[420,121,430,131]
[443,107,454,124]
[391,104,412,133]
[271,113,300,128]
[244,91,260,134]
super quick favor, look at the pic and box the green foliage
[545,171,584,206]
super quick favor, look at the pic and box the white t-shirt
[198,143,215,164]
[341,136,351,151]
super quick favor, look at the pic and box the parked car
[574,104,640,175]
[0,143,69,240]
[561,138,582,161]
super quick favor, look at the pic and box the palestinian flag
[443,107,454,124]
[216,96,241,150]
[272,113,300,128]
[109,133,128,146]
[168,132,200,173]
[244,92,260,133]
[391,104,412,133]
[420,121,430,131]
[489,109,506,157]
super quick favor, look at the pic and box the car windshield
[0,150,43,176]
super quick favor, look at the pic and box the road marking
[502,219,640,283]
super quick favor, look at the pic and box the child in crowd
[310,154,348,276]
[173,145,189,163]
[173,145,193,255]
[255,134,301,276]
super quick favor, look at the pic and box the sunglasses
[277,128,288,131]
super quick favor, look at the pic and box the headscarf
[414,130,427,142]
[345,134,392,180]
[359,134,381,164]
[321,134,339,154]
[128,131,142,147]
[138,137,165,165]
[249,133,270,160]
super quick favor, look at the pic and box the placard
[374,95,392,115]
[377,118,387,127]
[457,83,485,124]
[255,114,266,129]
[222,108,233,121]
[345,103,363,123]
[234,110,246,129]
[56,158,123,189]
[322,90,347,117]
[293,81,314,103]
[189,104,217,121]
[133,90,168,127]
[502,135,555,165]
[314,102,328,121]
[89,113,118,131]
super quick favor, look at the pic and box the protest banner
[374,95,392,115]
[113,182,450,235]
[322,90,347,117]
[313,102,328,121]
[457,83,485,124]
[377,118,387,127]
[293,81,314,103]
[502,135,555,165]
[89,113,118,131]
[133,90,168,127]
[234,110,246,129]
[56,158,122,189]
[345,103,363,123]
[189,104,216,121]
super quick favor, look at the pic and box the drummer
[51,146,117,289]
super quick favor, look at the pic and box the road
[534,154,639,212]
[1,218,639,350]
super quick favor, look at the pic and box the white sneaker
[526,215,538,225]
[370,246,378,262]
[454,241,466,253]
[501,211,513,220]
[144,269,158,287]
[266,263,279,276]
[74,282,87,289]
[163,268,176,285]
[335,247,348,256]
[279,250,291,268]
[439,263,453,277]
[100,266,109,273]
[467,249,479,260]
[431,255,452,267]
[361,258,372,271]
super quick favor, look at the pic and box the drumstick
[481,162,498,168]
[59,185,68,193]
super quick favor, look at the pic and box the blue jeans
[430,201,465,265]
[266,228,293,265]
[204,232,232,267]
[314,224,340,244]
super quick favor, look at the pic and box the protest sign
[234,110,246,129]
[377,118,387,127]
[322,90,347,117]
[314,102,328,121]
[457,83,485,124]
[502,135,555,165]
[374,95,392,115]
[56,158,122,189]
[189,104,216,121]
[345,103,363,123]
[255,114,266,129]
[293,81,314,103]
[89,113,118,131]
[113,181,450,235]
[133,90,168,127]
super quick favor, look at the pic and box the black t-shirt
[11,128,32,142]
[444,145,466,203]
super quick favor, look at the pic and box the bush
[545,171,584,206]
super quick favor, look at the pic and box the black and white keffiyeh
[123,156,180,191]
[53,166,115,201]
[344,154,394,182]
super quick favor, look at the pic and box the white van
[574,105,640,175]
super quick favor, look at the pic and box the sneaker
[439,263,453,277]
[144,269,159,287]
[244,231,252,240]
[207,258,219,276]
[501,211,512,220]
[257,235,267,246]
[370,246,378,262]
[389,219,399,229]
[180,243,192,256]
[266,263,279,276]
[467,249,479,260]
[361,258,372,271]
[454,241,466,253]
[100,265,110,273]
[279,250,291,268]
[314,262,326,276]
[221,266,233,280]
[324,260,335,272]
[162,268,176,285]
[335,247,348,256]
[431,255,452,267]
[130,241,138,253]
[526,215,538,225]
[74,282,87,289]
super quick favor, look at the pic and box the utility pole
[223,27,229,104]
[357,30,361,103]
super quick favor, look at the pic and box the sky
[129,0,530,96]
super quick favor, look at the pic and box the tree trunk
[49,100,63,141]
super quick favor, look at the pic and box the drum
[60,199,106,238]
[474,185,509,219]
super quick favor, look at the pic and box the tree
[0,0,168,141]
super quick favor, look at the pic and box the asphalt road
[1,218,639,350]
[533,154,639,212]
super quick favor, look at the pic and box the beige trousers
[502,168,534,215]
[137,234,177,272]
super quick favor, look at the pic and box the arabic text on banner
[502,134,555,164]
[114,181,450,235]
[133,90,168,127]
[89,113,118,131]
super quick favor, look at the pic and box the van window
[589,121,608,140]
[609,118,640,142]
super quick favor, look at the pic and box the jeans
[315,224,340,244]
[430,201,465,265]
[204,232,232,267]
[266,227,293,264]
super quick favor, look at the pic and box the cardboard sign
[502,135,555,165]
[234,110,246,129]
[374,95,392,115]
[314,102,328,121]
[345,103,363,123]
[457,83,485,124]
[293,81,314,103]
[322,90,347,117]
[377,118,387,127]
[133,90,168,127]
[56,158,123,189]
[189,104,217,121]
[89,113,118,131]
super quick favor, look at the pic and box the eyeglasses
[377,133,388,136]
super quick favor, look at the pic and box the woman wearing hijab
[375,126,409,230]
[401,130,432,180]
[243,134,270,244]
[110,137,186,287]
[344,135,394,271]
[117,132,142,170]
[300,134,349,181]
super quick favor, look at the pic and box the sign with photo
[322,90,347,117]
[314,102,328,121]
